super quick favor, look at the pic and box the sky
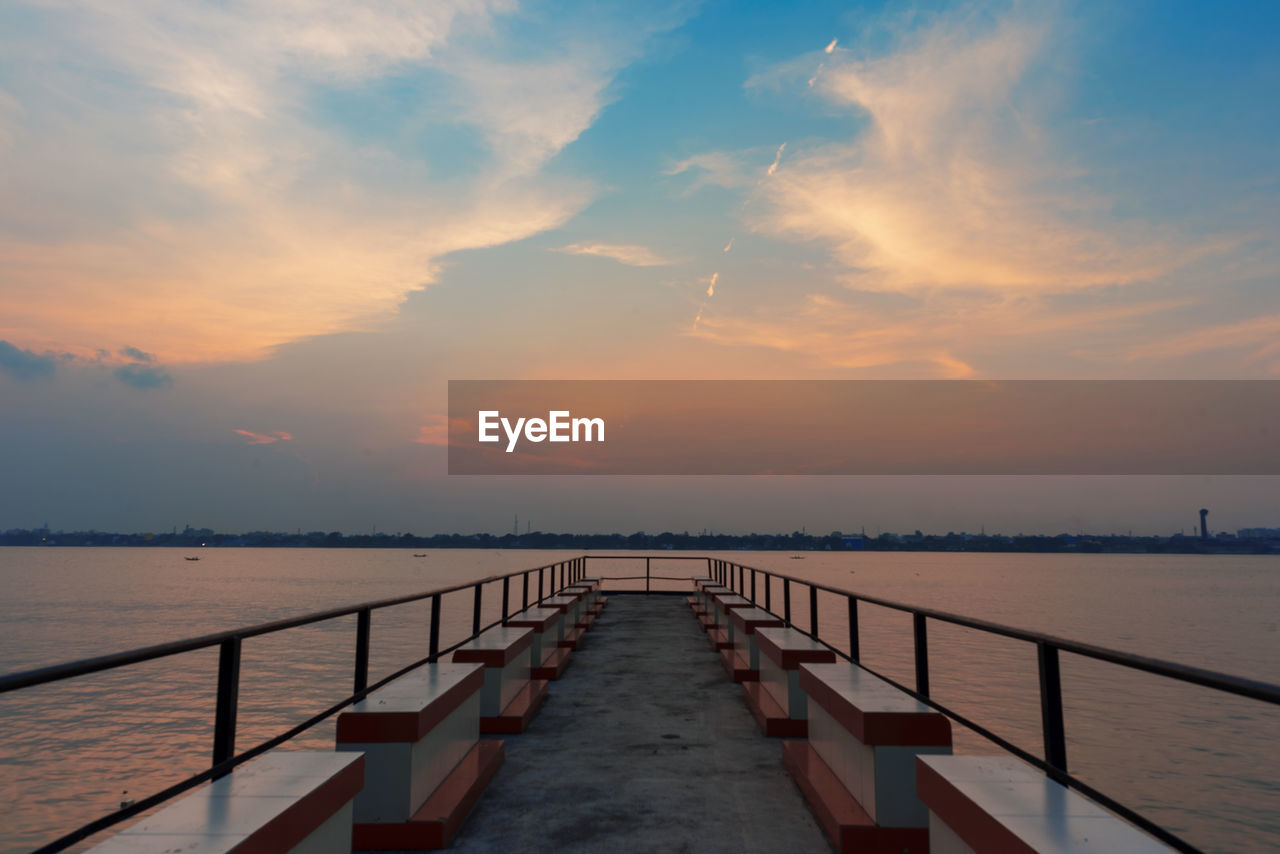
[1,0,1278,536]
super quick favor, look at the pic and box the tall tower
[1199,508,1209,540]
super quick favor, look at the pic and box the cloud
[114,364,174,389]
[722,237,734,253]
[706,272,719,297]
[824,39,838,54]
[1125,315,1280,366]
[234,429,293,445]
[120,346,154,362]
[665,151,753,193]
[690,289,1195,378]
[766,143,786,177]
[413,414,472,446]
[0,340,56,380]
[0,1,690,363]
[555,242,674,267]
[746,7,1219,294]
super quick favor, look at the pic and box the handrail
[5,552,1278,854]
[1,555,590,853]
[682,554,1280,854]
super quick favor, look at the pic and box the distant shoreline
[3,528,1277,554]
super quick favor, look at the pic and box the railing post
[764,574,771,611]
[354,608,371,694]
[738,564,744,594]
[522,571,529,609]
[560,562,565,590]
[750,568,757,603]
[538,567,545,602]
[809,585,818,636]
[913,613,929,697]
[1038,641,1069,772]
[471,583,483,638]
[428,593,442,662]
[783,579,791,625]
[212,636,241,774]
[847,597,860,663]
[646,557,651,593]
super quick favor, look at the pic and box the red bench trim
[452,628,534,667]
[783,741,929,854]
[337,664,484,743]
[915,758,1038,854]
[799,665,951,747]
[742,682,806,738]
[729,606,786,635]
[480,679,549,734]
[352,740,504,850]
[755,627,837,669]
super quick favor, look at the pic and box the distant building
[1238,528,1280,539]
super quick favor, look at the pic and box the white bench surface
[89,751,363,853]
[800,662,951,746]
[918,756,1172,853]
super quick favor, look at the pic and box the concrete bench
[917,756,1174,854]
[568,578,607,613]
[452,625,548,734]
[723,606,785,683]
[707,592,755,650]
[561,584,600,629]
[505,606,570,680]
[783,661,952,854]
[541,595,586,650]
[690,583,732,627]
[336,662,503,850]
[743,626,837,737]
[88,751,364,854]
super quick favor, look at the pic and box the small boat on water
[413,553,427,558]
[184,556,200,561]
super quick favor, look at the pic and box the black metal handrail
[684,555,1280,854]
[5,552,1278,854]
[0,555,590,854]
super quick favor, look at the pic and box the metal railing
[685,555,1280,854]
[0,556,590,854]
[4,552,1278,854]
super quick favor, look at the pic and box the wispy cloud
[0,340,56,381]
[766,143,786,177]
[824,39,838,54]
[1126,315,1280,366]
[722,237,734,253]
[706,272,719,297]
[119,346,154,363]
[234,429,293,445]
[114,364,173,389]
[555,242,674,267]
[0,1,690,363]
[690,290,1193,378]
[413,414,472,446]
[753,9,1217,294]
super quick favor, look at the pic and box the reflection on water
[0,549,1277,853]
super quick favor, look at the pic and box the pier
[448,593,827,852]
[2,555,1279,853]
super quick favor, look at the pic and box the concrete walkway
[450,594,830,854]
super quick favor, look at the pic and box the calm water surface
[0,548,1277,853]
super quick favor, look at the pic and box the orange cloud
[413,415,472,446]
[235,429,293,445]
[746,9,1224,294]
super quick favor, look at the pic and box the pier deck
[447,594,828,853]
